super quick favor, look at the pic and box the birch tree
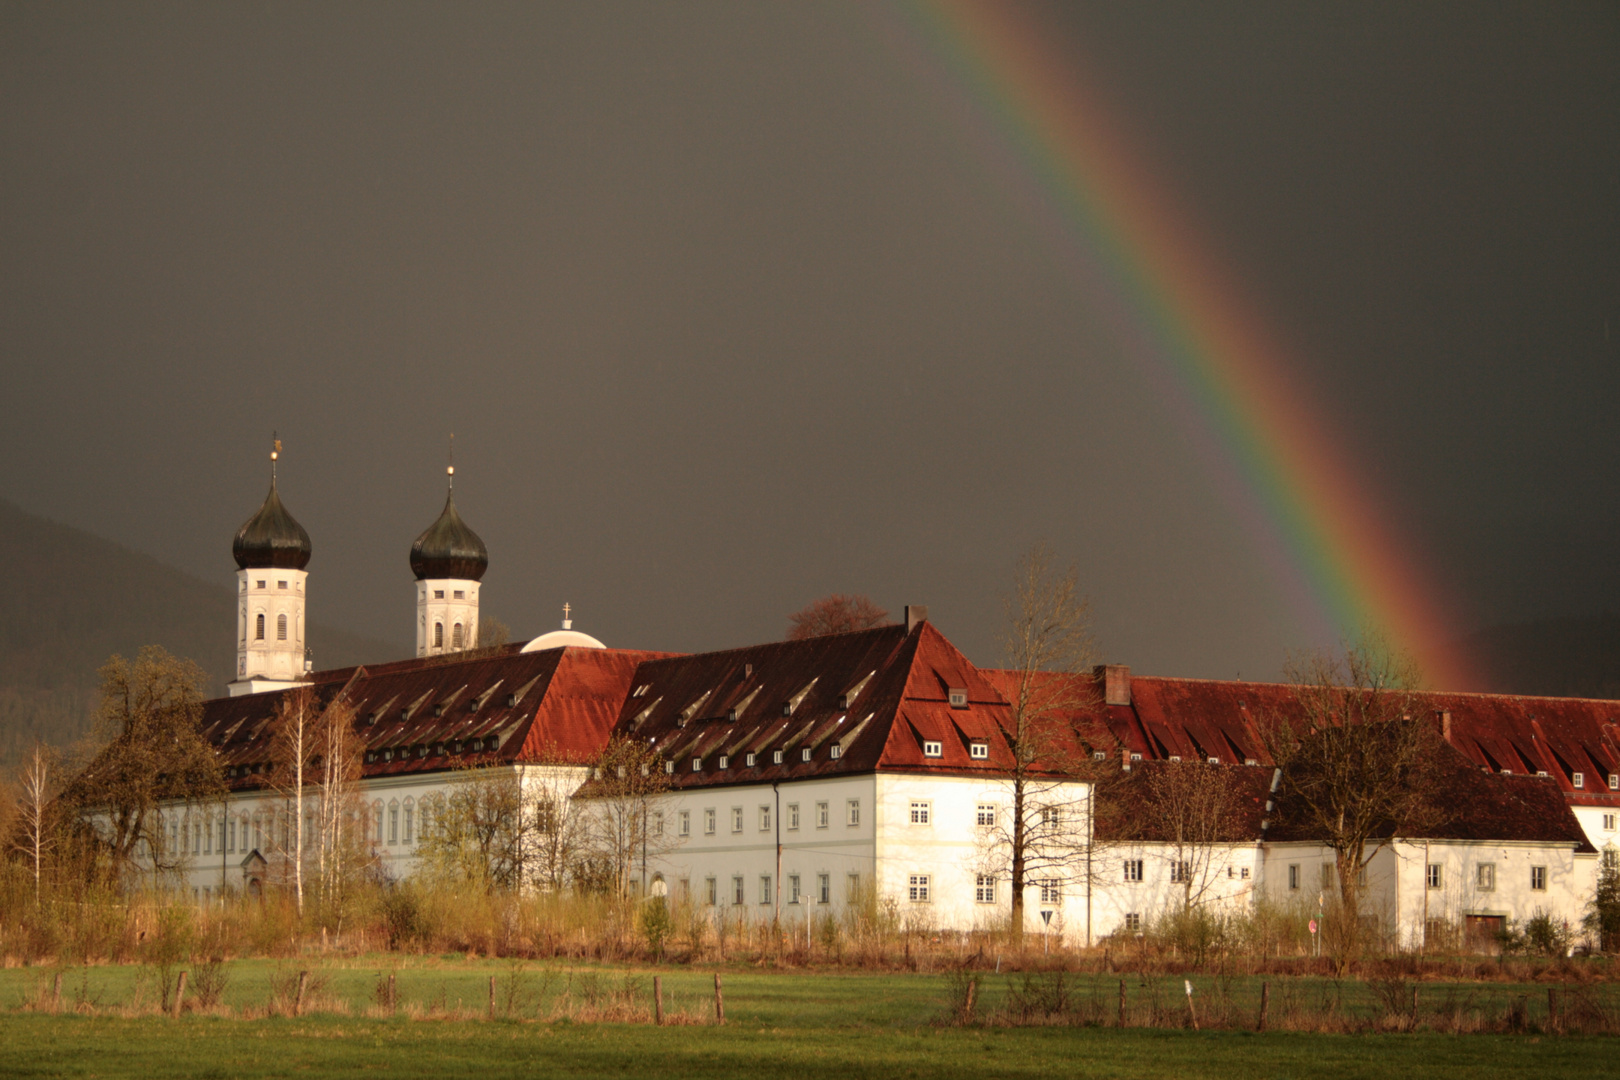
[311,691,365,917]
[579,738,676,900]
[8,742,57,906]
[267,686,319,913]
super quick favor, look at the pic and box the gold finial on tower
[447,433,455,489]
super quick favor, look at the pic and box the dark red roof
[201,645,674,791]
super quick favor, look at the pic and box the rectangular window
[704,808,716,835]
[1039,806,1061,828]
[1170,862,1190,884]
[1039,880,1061,905]
[732,806,744,833]
[788,874,800,903]
[404,806,414,844]
[453,589,465,600]
[908,874,931,902]
[1573,772,1584,789]
[732,876,745,905]
[909,800,930,825]
[653,811,664,836]
[1321,864,1334,890]
[788,803,800,830]
[705,877,717,905]
[816,801,830,829]
[977,803,996,828]
[1288,864,1300,891]
[204,822,212,855]
[847,799,860,827]
[1605,850,1618,871]
[760,876,773,905]
[970,742,988,759]
[1124,913,1142,933]
[679,810,691,837]
[818,873,831,904]
[1427,863,1443,889]
[948,689,968,708]
[1476,863,1496,891]
[759,805,771,831]
[1603,813,1616,831]
[1531,865,1547,891]
[1611,774,1619,791]
[773,750,784,765]
[975,875,996,903]
[388,806,398,845]
[228,819,235,854]
[1241,867,1251,879]
[923,740,942,758]
[1123,859,1144,883]
[745,753,756,767]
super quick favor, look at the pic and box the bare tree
[310,690,366,917]
[8,742,58,906]
[983,544,1098,946]
[1131,762,1251,911]
[579,737,676,900]
[266,686,320,913]
[523,765,585,892]
[786,594,890,640]
[1260,638,1442,969]
[65,647,224,883]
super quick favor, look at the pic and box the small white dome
[521,629,606,652]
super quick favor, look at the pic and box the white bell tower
[229,438,313,696]
[410,460,488,658]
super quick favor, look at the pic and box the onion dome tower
[411,455,487,657]
[229,437,313,696]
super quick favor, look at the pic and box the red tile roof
[201,645,675,791]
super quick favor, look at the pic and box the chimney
[1095,664,1131,706]
[1120,745,1131,772]
[904,605,928,633]
[1440,710,1452,742]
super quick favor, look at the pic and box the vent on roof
[830,744,842,759]
[948,689,968,709]
[923,741,942,758]
[506,694,517,707]
[433,704,445,717]
[728,707,741,721]
[632,684,650,698]
[744,664,753,678]
[366,712,379,726]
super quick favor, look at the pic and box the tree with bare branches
[578,737,677,900]
[1132,761,1252,911]
[309,688,366,917]
[65,647,224,883]
[7,742,58,906]
[786,594,890,640]
[982,544,1098,946]
[265,686,321,913]
[1260,638,1442,969]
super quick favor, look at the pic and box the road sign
[1308,919,1318,935]
[1040,910,1053,926]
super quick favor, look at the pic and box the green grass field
[0,960,1614,1078]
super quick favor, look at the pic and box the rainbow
[883,1,1476,689]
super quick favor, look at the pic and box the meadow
[2,959,1618,1079]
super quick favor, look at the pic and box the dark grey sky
[2,2,1615,682]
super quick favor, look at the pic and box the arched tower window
[434,622,444,648]
[256,613,265,640]
[277,614,288,640]
[452,623,464,649]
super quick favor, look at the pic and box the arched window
[277,614,288,640]
[388,801,399,845]
[452,623,464,649]
[403,798,414,844]
[434,622,444,648]
[256,613,265,640]
[373,800,384,844]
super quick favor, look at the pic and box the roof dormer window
[830,744,842,759]
[772,750,784,764]
[1573,772,1584,789]
[802,747,812,762]
[745,752,756,767]
[948,689,967,709]
[970,742,988,760]
[923,741,942,758]
[718,755,729,769]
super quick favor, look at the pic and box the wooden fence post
[388,973,396,1016]
[1118,979,1126,1027]
[1184,980,1199,1031]
[173,971,188,1018]
[52,972,62,1013]
[713,973,724,1024]
[963,978,977,1022]
[1257,981,1269,1032]
[294,970,307,1017]
[654,975,664,1025]
[1548,987,1559,1034]
[489,975,497,1020]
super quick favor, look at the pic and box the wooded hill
[0,499,396,763]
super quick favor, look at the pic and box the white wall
[231,568,307,693]
[416,578,480,657]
